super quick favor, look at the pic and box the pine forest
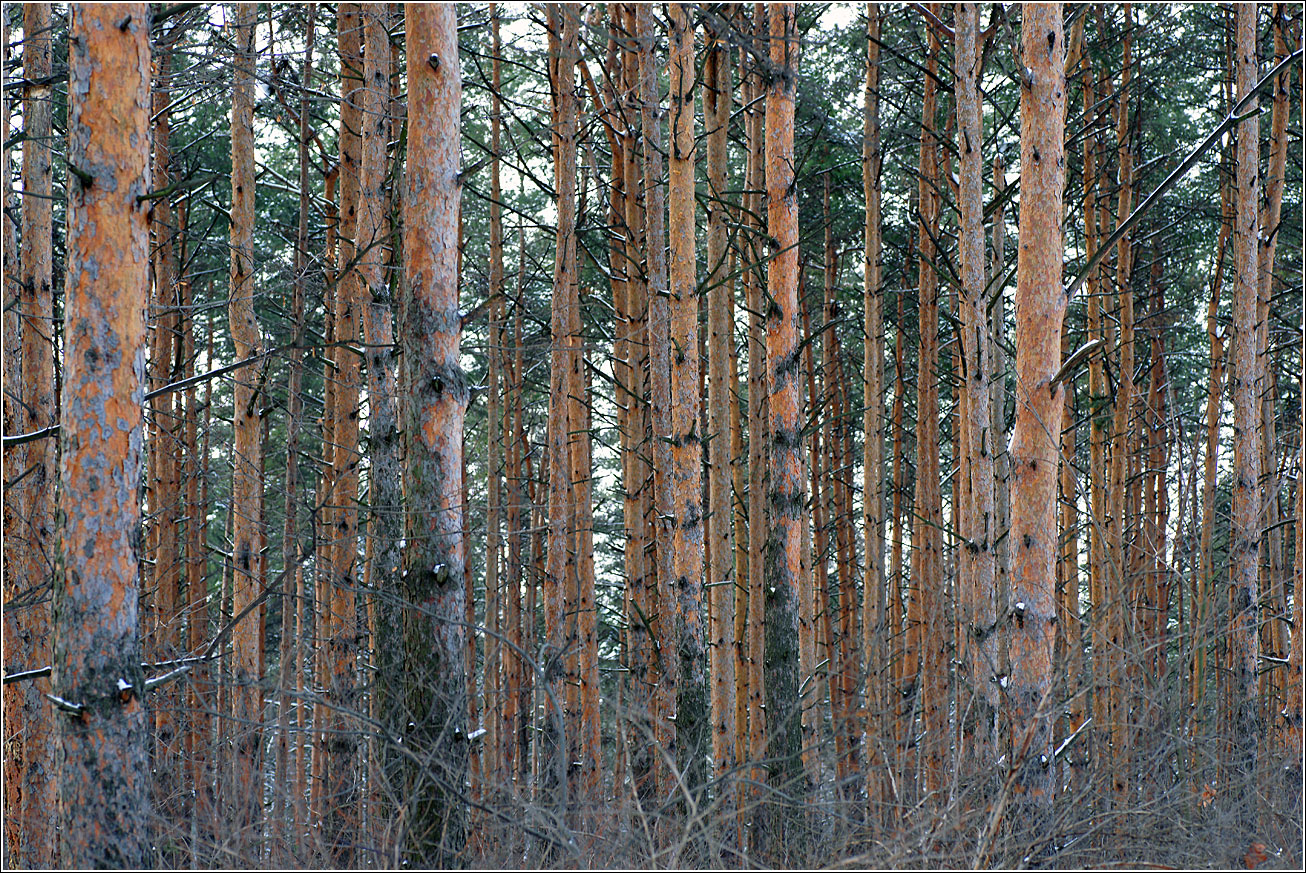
[0,2,1303,869]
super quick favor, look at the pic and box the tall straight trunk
[822,233,860,793]
[1278,24,1303,764]
[705,3,737,803]
[1143,274,1169,692]
[313,163,340,830]
[989,156,1011,712]
[1079,56,1113,766]
[359,3,405,834]
[861,1,887,815]
[802,296,826,793]
[1192,174,1229,728]
[572,67,600,824]
[620,2,656,802]
[730,250,748,821]
[1058,341,1083,745]
[744,5,769,819]
[274,6,316,853]
[227,2,266,839]
[57,7,153,864]
[148,30,185,821]
[909,4,945,796]
[763,2,803,847]
[955,2,997,772]
[603,32,632,795]
[0,16,20,863]
[1055,9,1084,765]
[180,277,209,833]
[574,313,600,807]
[1258,3,1290,734]
[462,432,479,810]
[1287,415,1304,760]
[323,6,364,858]
[668,1,708,800]
[509,252,529,784]
[543,2,578,810]
[888,291,908,785]
[813,224,850,796]
[400,5,467,862]
[6,4,56,864]
[193,324,217,840]
[1229,0,1262,803]
[1008,1,1064,809]
[637,4,676,794]
[1107,7,1135,794]
[482,2,507,792]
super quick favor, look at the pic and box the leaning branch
[1064,46,1302,300]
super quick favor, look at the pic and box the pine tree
[399,4,468,863]
[226,2,267,838]
[56,6,153,864]
[1007,0,1065,810]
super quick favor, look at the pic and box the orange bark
[5,3,56,863]
[705,3,737,802]
[1258,3,1290,734]
[400,4,468,861]
[862,0,888,815]
[763,1,803,843]
[149,25,184,819]
[321,5,366,856]
[637,3,676,796]
[543,2,578,807]
[908,3,945,796]
[483,3,505,791]
[956,1,998,772]
[619,2,657,803]
[57,6,153,863]
[1229,0,1262,788]
[668,1,708,799]
[227,2,266,838]
[1008,1,1065,808]
[1107,8,1135,791]
[745,6,769,814]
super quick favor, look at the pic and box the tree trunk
[668,1,708,802]
[6,4,56,864]
[1258,3,1290,741]
[705,3,737,808]
[763,2,803,850]
[861,0,888,817]
[148,26,184,826]
[1191,165,1229,737]
[744,5,770,829]
[888,288,908,790]
[956,1,998,775]
[322,6,366,858]
[619,2,657,803]
[802,293,826,795]
[543,2,578,814]
[400,5,467,862]
[1007,0,1064,810]
[0,17,20,862]
[227,2,267,841]
[57,7,153,864]
[1107,7,1135,795]
[908,3,945,797]
[1228,0,1262,811]
[636,4,677,799]
[312,162,339,831]
[273,5,315,855]
[359,4,404,845]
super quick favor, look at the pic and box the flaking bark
[57,6,153,864]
